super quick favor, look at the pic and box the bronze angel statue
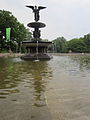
[26,6,46,22]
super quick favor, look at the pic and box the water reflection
[0,55,90,120]
[46,55,90,120]
[20,61,53,107]
[70,56,90,70]
[0,58,52,104]
[67,56,90,76]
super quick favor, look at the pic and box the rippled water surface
[0,55,90,120]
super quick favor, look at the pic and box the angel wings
[26,6,46,22]
[26,6,46,11]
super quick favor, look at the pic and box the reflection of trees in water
[0,58,18,89]
[79,56,90,69]
[0,58,24,96]
[0,58,52,101]
[22,61,53,105]
[69,56,90,71]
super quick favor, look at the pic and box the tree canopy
[52,35,90,53]
[0,10,32,52]
[67,38,87,53]
[52,37,67,53]
[0,10,90,53]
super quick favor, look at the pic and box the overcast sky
[0,0,90,41]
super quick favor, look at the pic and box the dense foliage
[0,10,32,53]
[52,34,90,53]
[53,37,67,53]
[0,10,90,53]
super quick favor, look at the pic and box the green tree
[42,39,49,41]
[67,38,87,53]
[53,37,67,53]
[25,28,32,41]
[84,34,90,52]
[0,10,32,52]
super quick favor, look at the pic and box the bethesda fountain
[21,5,52,60]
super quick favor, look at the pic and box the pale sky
[0,0,90,41]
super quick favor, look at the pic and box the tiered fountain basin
[27,22,46,28]
[21,41,53,60]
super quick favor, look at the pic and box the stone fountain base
[21,53,52,60]
[21,41,53,60]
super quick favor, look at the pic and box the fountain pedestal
[21,41,52,60]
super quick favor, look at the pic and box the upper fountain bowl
[27,22,46,28]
